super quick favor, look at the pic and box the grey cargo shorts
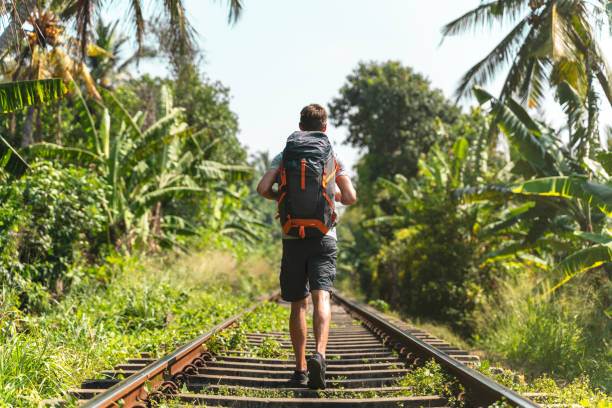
[280,236,338,302]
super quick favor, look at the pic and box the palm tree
[453,86,612,290]
[0,0,244,58]
[88,19,155,89]
[442,0,612,109]
[2,6,106,146]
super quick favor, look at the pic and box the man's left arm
[335,175,357,205]
[332,157,356,205]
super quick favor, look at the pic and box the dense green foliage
[334,60,611,393]
[0,163,107,309]
[1,2,611,405]
[329,61,460,193]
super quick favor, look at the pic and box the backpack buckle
[299,226,305,239]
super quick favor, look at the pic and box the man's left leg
[290,297,309,371]
[311,289,331,358]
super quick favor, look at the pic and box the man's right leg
[289,296,308,371]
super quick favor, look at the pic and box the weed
[369,299,390,313]
[254,338,286,358]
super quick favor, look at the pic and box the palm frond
[0,0,37,51]
[0,79,66,113]
[376,176,411,200]
[441,0,527,38]
[61,0,100,58]
[453,16,530,101]
[224,0,243,24]
[162,0,196,55]
[128,0,145,52]
[124,126,197,170]
[498,23,543,103]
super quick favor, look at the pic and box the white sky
[116,0,612,177]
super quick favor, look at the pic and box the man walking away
[256,104,357,389]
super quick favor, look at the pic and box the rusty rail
[80,293,279,408]
[332,292,541,408]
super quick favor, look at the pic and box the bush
[366,194,493,335]
[0,162,108,307]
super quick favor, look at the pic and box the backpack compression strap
[283,218,331,238]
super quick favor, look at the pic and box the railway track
[68,293,544,408]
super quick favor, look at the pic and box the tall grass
[0,248,277,407]
[473,271,611,392]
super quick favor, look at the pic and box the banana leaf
[551,242,612,291]
[574,231,612,244]
[24,142,103,165]
[0,79,67,178]
[0,79,66,113]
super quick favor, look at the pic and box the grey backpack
[277,131,339,239]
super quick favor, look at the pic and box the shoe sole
[307,357,326,390]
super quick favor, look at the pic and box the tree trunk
[151,201,163,236]
[9,112,15,144]
[56,102,62,145]
[21,106,34,148]
[35,107,42,143]
[149,202,163,253]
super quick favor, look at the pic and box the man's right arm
[256,168,281,201]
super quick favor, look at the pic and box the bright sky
[124,0,612,177]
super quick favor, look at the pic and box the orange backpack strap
[322,191,335,210]
[334,158,343,181]
[282,219,330,236]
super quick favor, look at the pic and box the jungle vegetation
[0,0,610,406]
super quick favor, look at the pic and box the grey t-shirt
[271,152,347,240]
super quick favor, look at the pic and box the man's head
[299,104,327,132]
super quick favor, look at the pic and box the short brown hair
[300,104,327,131]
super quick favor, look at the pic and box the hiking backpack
[276,131,339,239]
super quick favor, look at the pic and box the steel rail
[81,293,279,408]
[333,292,541,408]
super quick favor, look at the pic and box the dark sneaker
[307,352,326,389]
[286,370,308,387]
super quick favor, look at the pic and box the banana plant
[455,85,612,289]
[0,78,66,178]
[24,84,252,249]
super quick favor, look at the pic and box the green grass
[475,361,612,407]
[0,249,277,407]
[473,273,612,394]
